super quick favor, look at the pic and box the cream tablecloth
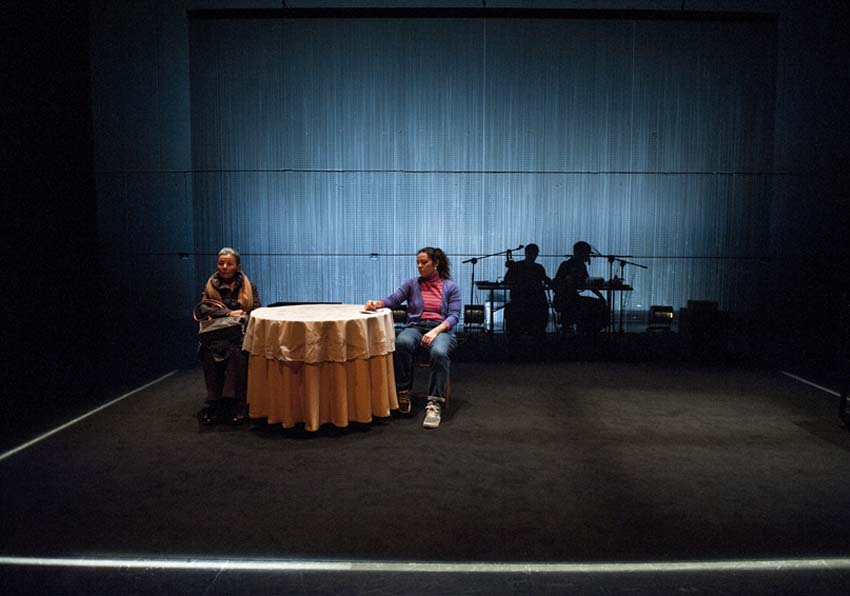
[243,304,397,430]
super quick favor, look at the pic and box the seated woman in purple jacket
[364,246,462,429]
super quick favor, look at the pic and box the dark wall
[766,2,850,381]
[3,1,99,445]
[89,0,199,410]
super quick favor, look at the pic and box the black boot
[230,400,249,425]
[198,399,226,426]
[220,398,247,425]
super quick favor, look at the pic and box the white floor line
[1,555,850,574]
[781,371,841,397]
[0,370,178,463]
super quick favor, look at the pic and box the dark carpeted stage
[2,357,850,595]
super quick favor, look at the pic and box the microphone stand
[612,256,647,333]
[461,256,479,305]
[462,245,523,304]
[463,245,524,334]
[592,247,648,333]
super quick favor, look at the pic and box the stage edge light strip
[1,556,850,574]
[0,370,178,463]
[781,371,841,397]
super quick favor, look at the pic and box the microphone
[505,245,523,268]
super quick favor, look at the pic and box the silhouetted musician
[552,241,608,335]
[503,243,551,338]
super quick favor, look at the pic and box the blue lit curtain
[188,16,775,315]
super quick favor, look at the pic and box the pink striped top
[420,274,444,324]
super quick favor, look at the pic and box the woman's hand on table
[228,309,246,318]
[364,300,384,311]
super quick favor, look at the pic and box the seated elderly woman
[194,247,260,425]
[364,246,462,429]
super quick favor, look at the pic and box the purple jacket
[383,276,462,333]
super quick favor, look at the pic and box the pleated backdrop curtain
[188,15,776,317]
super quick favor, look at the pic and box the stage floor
[2,362,849,595]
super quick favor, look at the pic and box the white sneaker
[423,401,441,429]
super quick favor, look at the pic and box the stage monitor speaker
[647,305,674,332]
[680,301,725,360]
[464,304,486,332]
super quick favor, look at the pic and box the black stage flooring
[2,361,850,595]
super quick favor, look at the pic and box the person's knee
[396,331,418,353]
[429,338,454,362]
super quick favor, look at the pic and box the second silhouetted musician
[552,241,608,335]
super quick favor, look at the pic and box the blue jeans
[394,322,457,404]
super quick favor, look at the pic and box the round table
[242,304,398,430]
